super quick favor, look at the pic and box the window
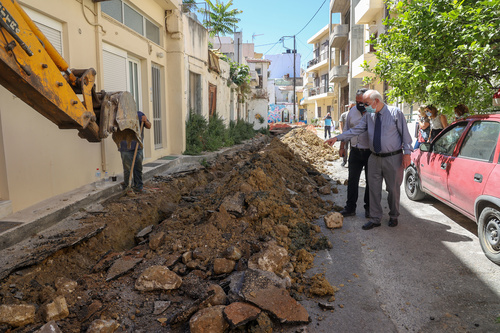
[433,124,467,156]
[152,64,163,149]
[189,71,202,115]
[458,121,500,162]
[318,106,322,118]
[23,8,63,55]
[209,84,217,117]
[101,0,160,45]
[128,58,141,110]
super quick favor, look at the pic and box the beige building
[302,25,339,125]
[0,0,238,217]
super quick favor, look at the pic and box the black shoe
[340,209,356,217]
[388,218,398,227]
[365,210,370,218]
[341,161,346,167]
[362,221,381,230]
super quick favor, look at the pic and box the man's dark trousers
[345,147,371,212]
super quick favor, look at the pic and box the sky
[217,0,340,70]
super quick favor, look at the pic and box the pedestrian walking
[339,89,371,218]
[326,90,413,230]
[324,112,333,139]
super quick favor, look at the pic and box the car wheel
[404,166,425,201]
[478,207,500,265]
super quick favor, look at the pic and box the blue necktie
[374,113,382,153]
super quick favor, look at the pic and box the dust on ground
[0,128,345,332]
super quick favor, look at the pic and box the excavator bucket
[98,91,142,149]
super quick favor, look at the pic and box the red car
[405,113,500,265]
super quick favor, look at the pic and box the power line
[264,40,280,55]
[255,42,280,48]
[295,0,328,36]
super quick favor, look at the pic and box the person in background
[454,104,470,121]
[324,112,333,139]
[325,89,413,230]
[414,105,430,149]
[427,105,448,141]
[339,90,371,218]
[119,111,151,194]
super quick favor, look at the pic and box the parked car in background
[405,114,500,265]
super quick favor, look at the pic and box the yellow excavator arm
[0,0,140,145]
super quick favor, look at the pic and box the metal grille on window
[152,65,162,149]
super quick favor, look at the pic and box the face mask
[426,111,432,117]
[365,105,376,113]
[356,102,365,112]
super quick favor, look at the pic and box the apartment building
[302,25,339,125]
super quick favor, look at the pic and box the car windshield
[433,123,468,155]
[458,121,500,162]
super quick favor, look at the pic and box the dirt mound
[281,127,340,174]
[0,137,340,332]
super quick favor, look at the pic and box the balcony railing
[330,24,348,48]
[355,0,384,25]
[329,65,349,82]
[330,0,349,13]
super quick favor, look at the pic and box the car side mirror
[420,142,431,152]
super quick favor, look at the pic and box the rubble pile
[0,137,340,332]
[280,127,340,174]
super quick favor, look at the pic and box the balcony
[330,24,348,48]
[307,51,328,71]
[329,65,348,83]
[355,0,384,25]
[330,0,349,14]
[352,52,378,78]
[304,85,335,102]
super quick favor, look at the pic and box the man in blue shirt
[326,90,412,230]
[119,111,151,193]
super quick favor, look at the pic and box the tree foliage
[368,0,500,113]
[200,0,242,47]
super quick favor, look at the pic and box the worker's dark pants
[345,147,371,212]
[121,150,144,191]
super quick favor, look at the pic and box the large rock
[242,285,309,324]
[86,319,120,333]
[189,305,228,333]
[248,242,289,275]
[220,192,245,215]
[324,212,343,229]
[135,265,182,291]
[0,304,35,327]
[223,302,261,328]
[213,258,235,275]
[41,296,69,322]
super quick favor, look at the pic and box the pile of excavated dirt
[281,127,340,174]
[0,136,342,332]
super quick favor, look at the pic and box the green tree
[201,0,242,48]
[367,0,500,113]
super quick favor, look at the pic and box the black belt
[372,150,402,157]
[351,147,371,152]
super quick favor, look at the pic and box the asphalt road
[291,139,500,333]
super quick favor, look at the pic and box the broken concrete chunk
[189,305,228,333]
[222,246,242,261]
[0,304,35,327]
[149,232,166,251]
[223,302,261,328]
[213,258,235,275]
[153,301,171,315]
[135,225,154,242]
[36,321,62,332]
[135,265,182,291]
[41,296,69,322]
[220,192,245,215]
[324,212,343,229]
[106,256,143,281]
[318,184,332,195]
[242,285,309,324]
[247,242,289,274]
[86,319,120,333]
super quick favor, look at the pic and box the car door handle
[474,173,483,183]
[441,162,447,169]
